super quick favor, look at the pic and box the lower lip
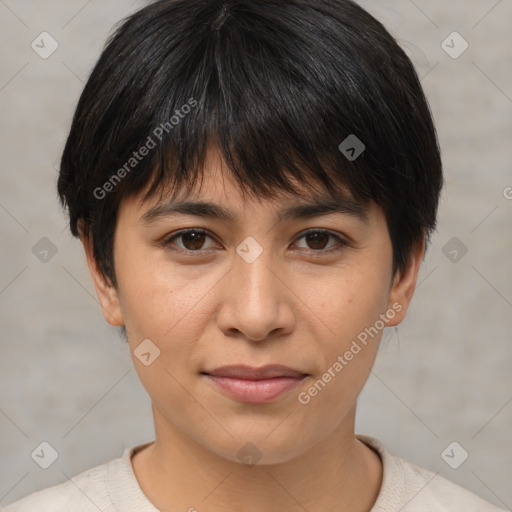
[204,375,306,404]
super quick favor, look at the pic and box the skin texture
[81,147,425,512]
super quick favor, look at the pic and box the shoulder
[2,458,116,512]
[358,435,506,512]
[396,455,505,511]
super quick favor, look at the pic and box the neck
[131,404,382,512]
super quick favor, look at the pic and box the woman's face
[83,148,422,465]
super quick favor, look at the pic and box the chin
[201,427,315,467]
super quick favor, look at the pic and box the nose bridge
[234,236,279,311]
[218,235,291,341]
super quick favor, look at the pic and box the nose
[215,246,295,343]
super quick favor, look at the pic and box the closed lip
[201,364,308,380]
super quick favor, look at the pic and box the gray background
[0,0,511,509]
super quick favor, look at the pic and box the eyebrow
[139,196,369,226]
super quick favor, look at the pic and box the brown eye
[181,231,207,250]
[304,231,330,250]
[295,229,346,253]
[165,229,215,252]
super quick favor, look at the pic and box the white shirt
[2,436,506,511]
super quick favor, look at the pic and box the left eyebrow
[139,196,369,226]
[277,197,369,224]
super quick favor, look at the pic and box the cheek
[305,263,391,394]
[296,273,388,432]
[116,249,224,390]
[318,265,390,343]
[114,240,195,339]
[117,261,204,414]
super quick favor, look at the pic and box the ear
[79,223,124,328]
[385,237,425,327]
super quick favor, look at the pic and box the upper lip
[202,364,307,380]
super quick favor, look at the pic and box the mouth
[200,365,309,404]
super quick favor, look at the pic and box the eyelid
[162,228,215,252]
[294,227,347,247]
[162,227,350,254]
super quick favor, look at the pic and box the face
[83,147,423,465]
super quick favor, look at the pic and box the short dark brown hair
[58,0,443,290]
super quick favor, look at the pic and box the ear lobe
[79,230,124,328]
[385,238,426,327]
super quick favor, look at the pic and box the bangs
[136,141,367,211]
[102,0,387,211]
[58,0,442,289]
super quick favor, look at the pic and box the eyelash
[162,228,348,256]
